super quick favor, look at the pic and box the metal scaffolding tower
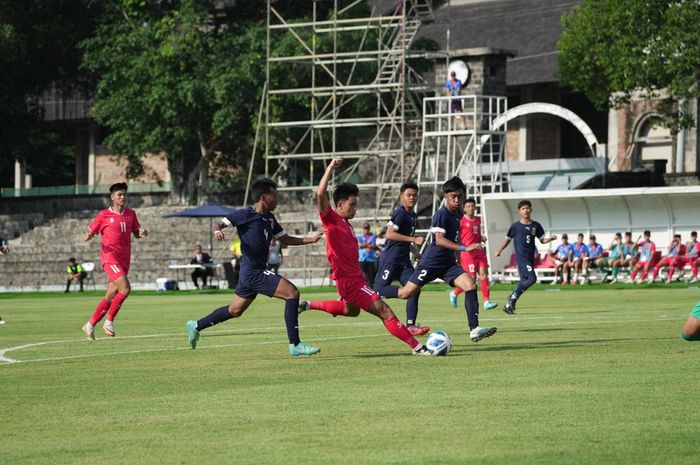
[416,94,509,215]
[261,0,438,222]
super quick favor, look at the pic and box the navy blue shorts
[409,263,465,287]
[374,261,415,289]
[236,268,282,299]
[517,260,537,283]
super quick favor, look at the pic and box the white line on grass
[0,315,684,365]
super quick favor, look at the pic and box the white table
[168,263,222,290]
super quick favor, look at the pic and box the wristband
[460,245,467,251]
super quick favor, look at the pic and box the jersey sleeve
[506,223,515,240]
[271,215,286,239]
[430,209,448,234]
[88,212,103,235]
[535,222,545,240]
[319,207,339,228]
[387,209,402,231]
[222,209,247,228]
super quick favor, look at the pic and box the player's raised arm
[539,234,557,245]
[279,230,324,246]
[212,219,228,241]
[386,228,424,246]
[317,158,342,214]
[495,238,511,257]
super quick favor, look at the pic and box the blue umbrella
[165,204,239,253]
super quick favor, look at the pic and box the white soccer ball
[425,331,452,356]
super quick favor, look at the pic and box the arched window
[633,114,673,171]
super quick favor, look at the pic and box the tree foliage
[82,0,275,203]
[558,0,700,132]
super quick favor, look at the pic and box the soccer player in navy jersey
[386,177,497,343]
[186,179,323,356]
[495,200,556,314]
[372,182,429,336]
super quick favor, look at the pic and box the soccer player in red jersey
[628,230,656,283]
[81,183,148,339]
[679,231,700,282]
[650,234,684,284]
[449,198,497,310]
[299,159,430,354]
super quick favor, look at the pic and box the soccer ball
[425,331,452,356]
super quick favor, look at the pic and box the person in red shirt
[81,183,148,339]
[650,234,684,284]
[299,158,430,354]
[628,230,656,283]
[449,198,497,310]
[679,231,700,282]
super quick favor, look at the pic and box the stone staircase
[0,203,335,291]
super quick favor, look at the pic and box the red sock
[480,278,490,301]
[89,299,110,326]
[383,316,420,349]
[106,292,128,321]
[631,267,639,279]
[453,287,463,296]
[641,268,650,280]
[309,300,347,317]
[651,265,661,281]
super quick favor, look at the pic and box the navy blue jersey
[421,206,461,268]
[380,207,417,265]
[506,221,545,263]
[222,207,285,271]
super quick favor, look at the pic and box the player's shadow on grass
[509,327,579,333]
[475,337,639,352]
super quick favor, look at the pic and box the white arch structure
[479,102,600,157]
[482,186,700,272]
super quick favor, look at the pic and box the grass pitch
[1,285,698,465]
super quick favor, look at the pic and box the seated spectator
[628,230,656,283]
[582,234,605,284]
[357,222,378,285]
[190,244,213,289]
[679,231,700,283]
[65,257,87,293]
[605,232,624,283]
[550,233,572,285]
[650,234,684,284]
[619,231,637,273]
[267,238,283,274]
[569,233,589,285]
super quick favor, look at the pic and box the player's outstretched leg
[187,296,253,349]
[272,278,320,356]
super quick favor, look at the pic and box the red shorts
[460,250,488,275]
[337,276,380,311]
[103,262,128,283]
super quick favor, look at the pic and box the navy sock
[464,289,479,329]
[405,291,420,326]
[285,298,301,346]
[378,285,399,299]
[196,305,232,331]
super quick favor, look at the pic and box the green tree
[558,0,700,132]
[82,0,282,203]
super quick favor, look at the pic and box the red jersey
[88,207,140,268]
[319,208,363,280]
[460,215,482,246]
